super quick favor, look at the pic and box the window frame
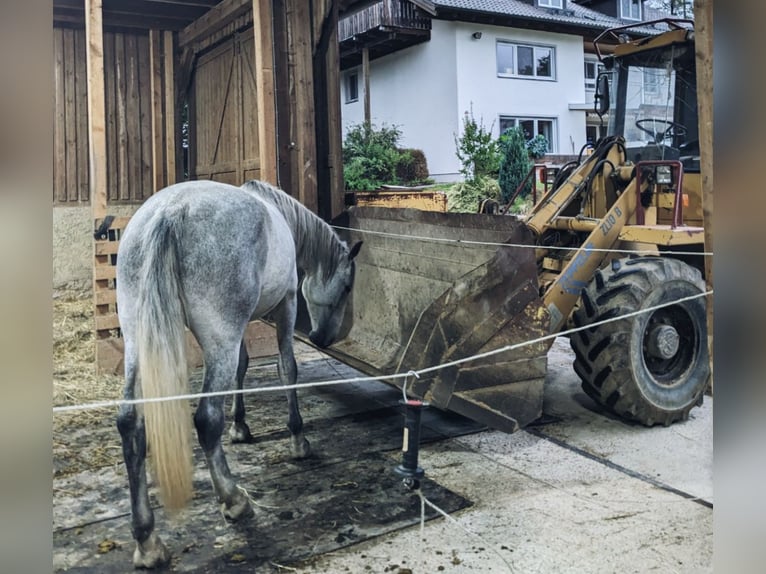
[496,40,556,81]
[344,70,359,104]
[538,0,564,8]
[584,58,606,91]
[498,116,558,154]
[620,0,642,21]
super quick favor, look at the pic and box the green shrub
[498,127,533,203]
[446,176,501,213]
[342,122,403,190]
[526,134,549,160]
[454,108,501,182]
[396,148,430,185]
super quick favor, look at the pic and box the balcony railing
[339,0,431,42]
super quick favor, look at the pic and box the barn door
[189,28,260,185]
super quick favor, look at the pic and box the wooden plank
[85,0,108,218]
[104,32,117,202]
[150,29,164,191]
[94,265,117,280]
[137,33,153,199]
[115,32,131,201]
[164,30,177,185]
[94,241,120,255]
[74,28,90,202]
[289,0,317,211]
[96,314,121,331]
[253,0,278,184]
[272,0,291,192]
[94,289,118,305]
[54,27,67,203]
[325,2,344,219]
[694,0,714,392]
[97,320,278,375]
[125,33,142,201]
[362,45,370,123]
[179,0,251,48]
[64,28,78,202]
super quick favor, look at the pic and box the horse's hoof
[133,532,170,569]
[291,436,311,459]
[229,421,253,443]
[222,492,253,522]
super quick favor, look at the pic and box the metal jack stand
[394,397,428,491]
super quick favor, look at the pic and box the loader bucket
[295,207,552,433]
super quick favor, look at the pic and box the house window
[584,59,605,90]
[586,123,607,145]
[497,41,555,80]
[344,71,359,103]
[643,67,662,96]
[499,116,557,153]
[620,0,642,20]
[538,0,563,8]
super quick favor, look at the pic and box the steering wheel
[635,119,687,144]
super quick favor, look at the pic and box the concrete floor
[292,337,713,574]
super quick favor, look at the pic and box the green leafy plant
[526,134,549,160]
[497,127,533,204]
[454,108,501,182]
[396,148,430,185]
[342,122,404,191]
[446,176,501,213]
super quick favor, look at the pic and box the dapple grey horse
[115,179,361,568]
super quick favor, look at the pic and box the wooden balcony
[339,0,433,67]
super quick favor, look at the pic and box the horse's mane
[241,180,345,279]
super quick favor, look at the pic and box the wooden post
[163,31,177,185]
[253,0,278,184]
[695,0,714,391]
[85,0,107,219]
[149,29,164,191]
[362,46,370,123]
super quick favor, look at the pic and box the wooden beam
[149,29,165,191]
[253,0,278,184]
[362,45,370,123]
[164,30,177,185]
[694,0,714,392]
[85,0,107,218]
[179,0,251,48]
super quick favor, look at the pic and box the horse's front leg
[274,296,310,458]
[195,345,253,521]
[228,340,253,443]
[117,344,170,568]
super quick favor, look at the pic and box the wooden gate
[189,28,260,185]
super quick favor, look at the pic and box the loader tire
[570,257,709,426]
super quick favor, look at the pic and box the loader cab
[598,30,699,173]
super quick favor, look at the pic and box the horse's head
[302,241,363,348]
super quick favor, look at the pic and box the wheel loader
[295,18,710,432]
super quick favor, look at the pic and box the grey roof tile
[433,0,672,34]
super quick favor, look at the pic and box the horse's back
[118,180,297,327]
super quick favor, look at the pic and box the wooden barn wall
[54,26,154,204]
[189,27,261,185]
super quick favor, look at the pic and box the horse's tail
[135,210,193,512]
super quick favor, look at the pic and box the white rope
[52,290,712,414]
[331,224,714,257]
[417,489,515,573]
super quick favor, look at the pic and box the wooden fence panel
[53,26,156,204]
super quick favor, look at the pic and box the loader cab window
[607,42,699,172]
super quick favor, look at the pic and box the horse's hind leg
[228,340,253,443]
[274,296,311,458]
[194,343,252,521]
[117,341,170,568]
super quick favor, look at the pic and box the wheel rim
[642,305,697,385]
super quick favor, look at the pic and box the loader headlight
[655,165,673,185]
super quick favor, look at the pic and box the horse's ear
[348,241,363,260]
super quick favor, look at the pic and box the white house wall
[341,19,589,182]
[454,22,587,158]
[342,19,460,181]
